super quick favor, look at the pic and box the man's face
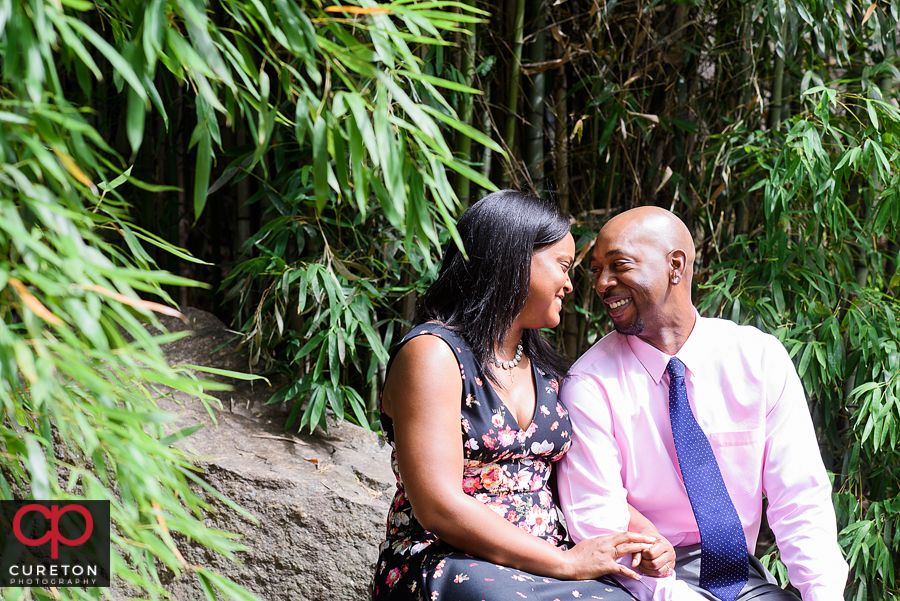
[589,224,672,337]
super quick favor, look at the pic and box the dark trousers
[673,544,800,600]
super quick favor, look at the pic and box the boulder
[150,308,393,601]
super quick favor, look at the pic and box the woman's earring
[672,276,680,284]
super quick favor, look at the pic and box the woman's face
[515,232,575,330]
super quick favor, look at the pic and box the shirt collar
[625,309,702,384]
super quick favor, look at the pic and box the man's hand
[631,536,676,578]
[625,504,676,577]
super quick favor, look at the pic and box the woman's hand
[631,535,676,578]
[562,531,656,581]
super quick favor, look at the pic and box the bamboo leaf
[312,114,329,213]
[421,105,504,154]
[798,342,814,378]
[193,131,213,220]
[51,145,96,192]
[435,154,498,192]
[309,383,326,429]
[796,2,814,24]
[25,437,50,500]
[862,3,878,25]
[344,92,380,164]
[159,425,204,447]
[78,283,182,318]
[127,87,146,155]
[397,68,481,94]
[142,0,165,66]
[7,277,63,325]
[295,330,328,360]
[67,17,147,101]
[866,99,880,131]
[174,365,271,384]
[128,225,212,265]
[332,122,351,200]
[872,141,890,176]
[0,111,29,125]
[48,11,103,80]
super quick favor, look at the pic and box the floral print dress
[372,324,636,601]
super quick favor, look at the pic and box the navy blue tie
[667,357,748,601]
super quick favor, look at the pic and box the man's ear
[670,250,687,284]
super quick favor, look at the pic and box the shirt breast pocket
[707,430,763,500]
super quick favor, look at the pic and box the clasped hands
[630,535,676,578]
[565,532,676,581]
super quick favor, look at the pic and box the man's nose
[594,269,615,294]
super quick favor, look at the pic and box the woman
[373,190,671,601]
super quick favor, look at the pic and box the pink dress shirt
[557,314,848,601]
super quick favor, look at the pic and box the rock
[149,308,393,601]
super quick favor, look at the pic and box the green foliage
[0,0,276,598]
[497,0,900,596]
[694,34,900,601]
[4,0,503,593]
[0,109,261,598]
[222,1,499,433]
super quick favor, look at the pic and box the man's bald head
[602,206,696,270]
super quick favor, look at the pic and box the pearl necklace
[491,342,523,370]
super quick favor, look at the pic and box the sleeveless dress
[372,324,637,601]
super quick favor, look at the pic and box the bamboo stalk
[769,22,788,131]
[456,0,478,206]
[478,83,494,198]
[524,5,546,194]
[503,0,526,184]
[554,65,569,213]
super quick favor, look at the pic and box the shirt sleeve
[760,337,848,601]
[556,373,631,541]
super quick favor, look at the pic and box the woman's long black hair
[415,189,571,385]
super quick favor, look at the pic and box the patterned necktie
[667,357,749,601]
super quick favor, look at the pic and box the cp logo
[13,504,93,559]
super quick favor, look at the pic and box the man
[556,207,848,601]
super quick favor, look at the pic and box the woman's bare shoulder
[383,332,463,417]
[391,333,461,380]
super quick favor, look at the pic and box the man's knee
[738,584,800,600]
